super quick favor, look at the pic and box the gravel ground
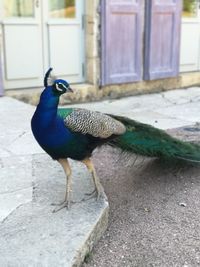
[82,144,200,267]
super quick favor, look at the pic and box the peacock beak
[68,86,73,93]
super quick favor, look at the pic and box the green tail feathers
[109,115,200,163]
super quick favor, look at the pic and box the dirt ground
[82,145,200,267]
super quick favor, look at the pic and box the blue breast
[31,87,89,160]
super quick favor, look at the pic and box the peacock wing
[60,108,126,138]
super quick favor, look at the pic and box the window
[3,0,34,18]
[182,0,197,18]
[49,0,76,18]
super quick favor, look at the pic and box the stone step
[0,97,109,267]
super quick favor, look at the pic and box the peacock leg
[52,158,72,212]
[82,158,104,200]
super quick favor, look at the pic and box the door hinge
[82,14,85,30]
[97,4,101,14]
[35,0,39,8]
[82,62,85,77]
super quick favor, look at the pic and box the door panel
[4,24,43,80]
[2,0,43,89]
[180,23,200,72]
[1,0,84,89]
[144,0,182,80]
[180,1,200,72]
[48,24,81,81]
[101,0,143,85]
[46,0,84,83]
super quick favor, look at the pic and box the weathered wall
[85,0,100,85]
[4,0,200,104]
[6,72,200,105]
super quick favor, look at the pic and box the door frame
[42,1,85,83]
[0,0,85,90]
[180,1,200,72]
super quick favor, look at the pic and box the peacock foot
[51,199,75,212]
[85,184,105,201]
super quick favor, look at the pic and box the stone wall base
[6,72,200,106]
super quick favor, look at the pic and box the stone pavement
[67,87,200,130]
[0,87,200,266]
[0,97,108,267]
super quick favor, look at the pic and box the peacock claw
[51,200,75,212]
[85,188,96,197]
[84,186,104,201]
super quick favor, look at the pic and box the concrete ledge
[0,97,109,267]
[0,154,109,267]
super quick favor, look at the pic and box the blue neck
[34,86,60,127]
[38,86,59,109]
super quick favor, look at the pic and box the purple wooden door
[101,0,143,86]
[144,0,182,80]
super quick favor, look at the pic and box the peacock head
[52,79,73,95]
[44,67,73,96]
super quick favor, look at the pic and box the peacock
[31,68,200,212]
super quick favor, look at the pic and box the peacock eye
[58,84,63,89]
[55,83,64,92]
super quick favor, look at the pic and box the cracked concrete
[0,87,199,266]
[0,187,32,223]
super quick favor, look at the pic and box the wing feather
[63,108,126,138]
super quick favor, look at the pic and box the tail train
[109,115,200,163]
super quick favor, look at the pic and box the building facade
[0,0,200,102]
